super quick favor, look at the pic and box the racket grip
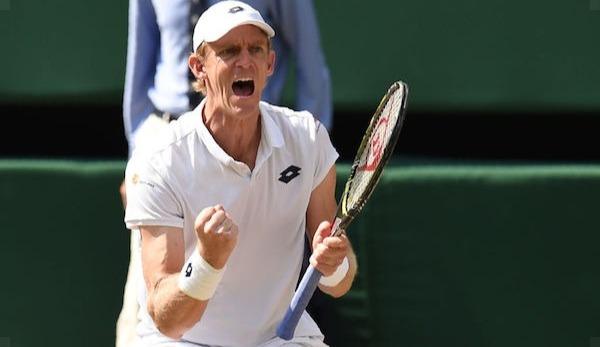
[276,265,322,340]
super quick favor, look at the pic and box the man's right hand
[194,205,238,270]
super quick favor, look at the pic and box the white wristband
[178,251,224,301]
[319,256,349,287]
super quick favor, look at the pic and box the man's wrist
[178,251,225,301]
[319,256,349,287]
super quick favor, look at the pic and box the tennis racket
[277,80,409,340]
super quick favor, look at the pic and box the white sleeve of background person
[133,114,171,153]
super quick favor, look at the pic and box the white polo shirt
[124,100,338,346]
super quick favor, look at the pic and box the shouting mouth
[232,78,255,97]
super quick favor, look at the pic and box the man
[118,1,335,344]
[124,2,357,346]
[117,2,336,345]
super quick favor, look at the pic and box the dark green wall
[314,0,600,111]
[0,0,128,103]
[1,0,598,111]
[357,164,600,346]
[0,161,129,346]
[1,160,600,346]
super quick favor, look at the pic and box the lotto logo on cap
[192,0,275,51]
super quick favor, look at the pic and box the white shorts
[259,336,329,347]
[136,336,328,347]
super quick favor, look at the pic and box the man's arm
[275,0,333,130]
[306,165,358,298]
[140,206,238,339]
[140,225,207,339]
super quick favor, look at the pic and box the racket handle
[276,265,322,340]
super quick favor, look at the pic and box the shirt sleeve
[123,0,160,157]
[312,121,339,190]
[272,0,333,131]
[124,153,184,230]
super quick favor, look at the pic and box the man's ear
[188,54,206,79]
[266,50,276,77]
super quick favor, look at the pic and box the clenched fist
[194,205,238,269]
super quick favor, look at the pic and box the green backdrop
[1,0,598,111]
[1,160,599,346]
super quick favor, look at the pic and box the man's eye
[219,48,237,58]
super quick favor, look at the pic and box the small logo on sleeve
[278,165,301,183]
[185,263,193,277]
[131,173,156,188]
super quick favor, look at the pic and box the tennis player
[124,1,357,345]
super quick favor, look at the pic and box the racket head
[339,81,408,228]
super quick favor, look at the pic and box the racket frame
[276,81,409,340]
[335,81,408,235]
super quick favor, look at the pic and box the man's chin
[231,94,259,106]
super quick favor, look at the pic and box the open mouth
[232,78,255,97]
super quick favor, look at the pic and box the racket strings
[346,86,404,210]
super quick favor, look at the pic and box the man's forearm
[147,274,208,339]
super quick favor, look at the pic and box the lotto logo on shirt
[278,165,301,183]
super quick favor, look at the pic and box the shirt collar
[194,99,285,171]
[258,101,284,149]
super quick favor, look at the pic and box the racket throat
[331,216,344,237]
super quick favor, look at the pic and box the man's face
[202,25,275,117]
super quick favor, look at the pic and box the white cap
[192,1,275,52]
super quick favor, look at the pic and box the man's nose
[236,48,252,67]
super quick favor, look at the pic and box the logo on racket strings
[358,115,389,172]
